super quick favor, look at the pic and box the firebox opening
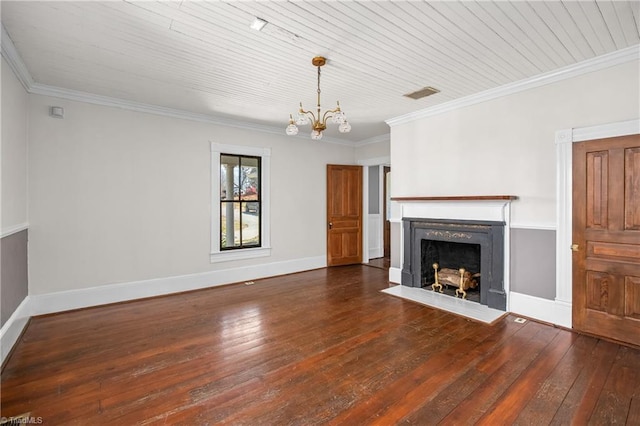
[421,239,481,303]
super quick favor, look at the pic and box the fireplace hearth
[401,218,506,310]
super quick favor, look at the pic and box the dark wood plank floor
[365,257,390,270]
[2,265,639,425]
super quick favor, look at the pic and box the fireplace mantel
[390,196,515,225]
[390,196,515,311]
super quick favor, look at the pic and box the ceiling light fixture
[286,56,351,140]
[250,17,268,31]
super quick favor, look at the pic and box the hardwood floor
[365,256,390,270]
[2,265,639,425]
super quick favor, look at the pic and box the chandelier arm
[298,108,317,124]
[321,108,340,125]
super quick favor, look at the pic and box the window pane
[241,202,260,246]
[241,158,259,200]
[221,202,241,249]
[220,155,238,201]
[243,201,259,215]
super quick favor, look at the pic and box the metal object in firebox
[431,263,443,293]
[431,263,479,300]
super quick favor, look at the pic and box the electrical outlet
[514,317,527,324]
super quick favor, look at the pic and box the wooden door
[327,164,363,266]
[383,166,391,258]
[573,134,640,346]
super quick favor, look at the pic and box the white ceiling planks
[611,1,640,46]
[434,1,540,79]
[527,1,594,62]
[371,2,504,91]
[561,1,614,56]
[597,1,634,49]
[1,0,638,143]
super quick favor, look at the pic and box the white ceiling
[2,1,639,143]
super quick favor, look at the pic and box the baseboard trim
[389,267,402,284]
[2,256,326,365]
[29,256,327,316]
[509,291,572,328]
[0,296,32,366]
[368,248,383,259]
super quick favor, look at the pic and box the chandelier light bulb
[296,111,309,125]
[286,114,299,136]
[311,130,323,140]
[332,110,346,124]
[286,124,299,136]
[338,121,352,133]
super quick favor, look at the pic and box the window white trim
[210,142,271,263]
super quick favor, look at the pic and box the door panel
[573,134,640,347]
[625,276,640,319]
[586,151,608,229]
[327,165,362,266]
[625,147,640,230]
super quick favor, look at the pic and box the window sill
[210,247,271,263]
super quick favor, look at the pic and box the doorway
[364,165,391,270]
[326,164,363,266]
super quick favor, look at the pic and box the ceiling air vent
[403,86,440,100]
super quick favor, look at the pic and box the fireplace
[401,218,506,310]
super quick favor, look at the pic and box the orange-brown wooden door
[573,134,640,346]
[327,164,363,266]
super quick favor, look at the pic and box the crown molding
[29,83,356,146]
[1,24,356,147]
[1,24,34,90]
[386,44,640,127]
[357,156,390,166]
[354,134,390,147]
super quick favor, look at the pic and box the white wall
[355,138,390,163]
[390,61,640,226]
[27,95,355,294]
[1,57,29,232]
[1,56,31,360]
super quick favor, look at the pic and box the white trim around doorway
[358,157,391,266]
[554,118,640,328]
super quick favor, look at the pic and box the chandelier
[286,56,351,140]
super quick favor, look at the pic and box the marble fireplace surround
[391,196,516,312]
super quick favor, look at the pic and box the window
[211,143,271,262]
[220,154,261,249]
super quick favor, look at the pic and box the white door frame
[555,119,640,327]
[358,156,391,263]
